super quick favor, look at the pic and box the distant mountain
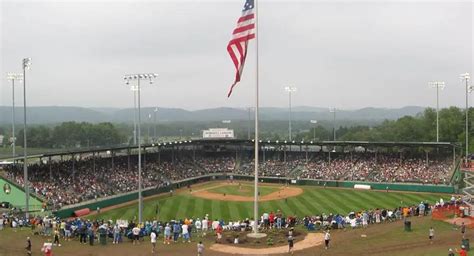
[0,106,108,124]
[0,105,426,124]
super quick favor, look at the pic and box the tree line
[296,107,474,152]
[2,122,124,149]
[0,107,472,152]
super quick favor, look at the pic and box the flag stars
[243,0,254,11]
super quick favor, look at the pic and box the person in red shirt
[269,212,275,229]
[456,245,468,256]
[215,224,223,243]
[41,240,53,256]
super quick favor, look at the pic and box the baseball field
[94,181,450,222]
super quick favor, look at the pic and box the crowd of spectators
[4,156,188,209]
[2,152,452,209]
[1,197,464,249]
[238,155,306,177]
[194,157,235,174]
[298,153,451,185]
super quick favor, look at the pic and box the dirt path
[210,233,324,255]
[444,217,474,226]
[191,183,303,202]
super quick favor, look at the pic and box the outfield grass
[0,178,42,211]
[208,183,278,197]
[95,182,449,222]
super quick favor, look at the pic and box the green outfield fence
[53,173,456,219]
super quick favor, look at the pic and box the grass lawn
[95,182,449,222]
[0,216,468,256]
[0,178,42,211]
[207,183,278,197]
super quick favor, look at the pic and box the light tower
[310,120,318,141]
[284,86,297,141]
[6,73,23,159]
[460,73,472,162]
[429,81,445,142]
[123,73,158,223]
[329,107,337,141]
[22,57,32,219]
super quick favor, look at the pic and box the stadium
[1,0,473,256]
[0,136,472,255]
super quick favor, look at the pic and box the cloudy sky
[0,0,473,110]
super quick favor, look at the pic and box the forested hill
[0,106,425,124]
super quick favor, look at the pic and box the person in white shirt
[202,218,209,235]
[211,220,219,230]
[150,231,157,253]
[197,241,205,256]
[262,212,269,229]
[132,226,140,245]
[429,227,434,244]
[324,230,331,249]
[195,219,202,236]
[182,224,190,243]
[164,224,171,244]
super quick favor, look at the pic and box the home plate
[361,234,367,238]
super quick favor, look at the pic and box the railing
[462,164,474,215]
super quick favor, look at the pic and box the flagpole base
[247,232,267,239]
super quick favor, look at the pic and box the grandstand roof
[4,139,458,162]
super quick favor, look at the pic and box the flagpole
[253,0,260,236]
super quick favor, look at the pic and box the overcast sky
[0,0,473,110]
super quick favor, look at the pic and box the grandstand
[0,139,461,214]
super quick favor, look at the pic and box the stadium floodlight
[310,120,318,141]
[23,58,32,70]
[429,81,446,142]
[6,73,23,159]
[129,85,139,145]
[122,72,158,224]
[329,107,337,141]
[22,58,31,219]
[153,108,158,142]
[460,73,471,162]
[284,86,297,141]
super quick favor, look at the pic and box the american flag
[227,0,256,97]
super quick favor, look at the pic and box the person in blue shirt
[173,222,181,242]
